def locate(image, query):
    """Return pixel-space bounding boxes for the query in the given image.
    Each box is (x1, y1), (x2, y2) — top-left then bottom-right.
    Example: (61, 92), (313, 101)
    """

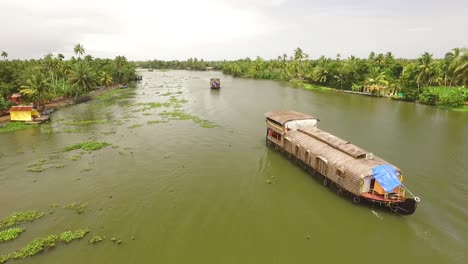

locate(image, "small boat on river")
(210, 78), (220, 89)
(265, 111), (419, 215)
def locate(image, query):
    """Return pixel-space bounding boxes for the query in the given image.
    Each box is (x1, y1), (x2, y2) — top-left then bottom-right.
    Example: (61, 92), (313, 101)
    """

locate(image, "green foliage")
(59, 229), (89, 242)
(128, 124), (143, 129)
(0, 229), (88, 263)
(147, 120), (169, 124)
(88, 235), (105, 244)
(419, 87), (466, 107)
(0, 227), (26, 243)
(419, 89), (439, 105)
(64, 141), (110, 152)
(436, 87), (465, 107)
(63, 202), (88, 214)
(0, 211), (44, 230)
(0, 44), (136, 109)
(0, 122), (38, 134)
(0, 97), (12, 113)
(159, 111), (217, 128)
(64, 119), (112, 125)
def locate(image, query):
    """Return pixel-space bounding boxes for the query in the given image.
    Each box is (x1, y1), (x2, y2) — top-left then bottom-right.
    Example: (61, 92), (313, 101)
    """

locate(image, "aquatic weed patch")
(0, 122), (38, 134)
(0, 229), (89, 263)
(134, 102), (171, 112)
(64, 119), (112, 125)
(62, 128), (87, 133)
(0, 228), (26, 243)
(64, 141), (111, 152)
(0, 211), (44, 230)
(147, 120), (169, 125)
(59, 229), (89, 243)
(88, 235), (105, 244)
(159, 111), (217, 128)
(128, 124), (143, 129)
(452, 105), (468, 112)
(63, 202), (88, 214)
(26, 159), (48, 173)
(134, 96), (188, 112)
(94, 88), (135, 100)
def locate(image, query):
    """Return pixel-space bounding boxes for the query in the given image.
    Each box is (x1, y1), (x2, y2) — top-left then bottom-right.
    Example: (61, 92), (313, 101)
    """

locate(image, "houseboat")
(265, 111), (419, 215)
(210, 78), (221, 89)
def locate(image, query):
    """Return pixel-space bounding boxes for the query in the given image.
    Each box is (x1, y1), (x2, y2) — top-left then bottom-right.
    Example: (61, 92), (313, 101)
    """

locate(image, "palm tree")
(68, 62), (97, 98)
(365, 68), (389, 95)
(312, 64), (330, 83)
(113, 56), (128, 83)
(74, 44), (85, 59)
(417, 52), (435, 86)
(1, 51), (7, 60)
(454, 48), (468, 86)
(294, 47), (305, 61)
(99, 71), (113, 87)
(20, 72), (50, 109)
(444, 48), (462, 86)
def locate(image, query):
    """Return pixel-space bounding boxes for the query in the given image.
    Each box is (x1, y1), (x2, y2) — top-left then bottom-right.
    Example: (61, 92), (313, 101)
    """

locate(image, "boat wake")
(371, 210), (383, 220)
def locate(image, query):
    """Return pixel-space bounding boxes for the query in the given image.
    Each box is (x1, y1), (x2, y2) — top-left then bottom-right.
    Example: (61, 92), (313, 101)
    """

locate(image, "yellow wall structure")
(10, 109), (40, 121)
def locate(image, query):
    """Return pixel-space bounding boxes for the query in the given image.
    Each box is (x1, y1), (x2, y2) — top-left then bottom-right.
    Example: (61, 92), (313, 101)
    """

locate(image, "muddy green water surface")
(0, 70), (467, 263)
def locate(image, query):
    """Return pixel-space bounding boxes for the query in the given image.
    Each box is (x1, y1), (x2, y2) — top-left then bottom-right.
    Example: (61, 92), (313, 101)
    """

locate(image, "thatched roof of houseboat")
(287, 126), (400, 179)
(265, 111), (318, 125)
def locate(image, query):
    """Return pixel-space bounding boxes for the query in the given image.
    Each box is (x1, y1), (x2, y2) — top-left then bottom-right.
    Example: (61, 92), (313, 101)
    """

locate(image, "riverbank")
(0, 84), (131, 129)
(290, 80), (468, 112)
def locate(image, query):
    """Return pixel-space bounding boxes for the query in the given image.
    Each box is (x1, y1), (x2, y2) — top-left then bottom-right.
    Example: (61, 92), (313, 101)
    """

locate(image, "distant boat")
(148, 68), (154, 72)
(210, 78), (220, 89)
(119, 85), (128, 89)
(135, 75), (143, 81)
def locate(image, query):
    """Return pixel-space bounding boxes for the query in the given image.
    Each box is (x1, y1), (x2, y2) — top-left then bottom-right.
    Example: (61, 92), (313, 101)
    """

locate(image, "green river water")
(0, 70), (467, 263)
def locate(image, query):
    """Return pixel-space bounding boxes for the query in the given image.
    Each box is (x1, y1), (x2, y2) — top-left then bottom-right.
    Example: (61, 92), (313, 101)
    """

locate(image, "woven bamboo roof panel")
(287, 128), (400, 179)
(299, 126), (368, 158)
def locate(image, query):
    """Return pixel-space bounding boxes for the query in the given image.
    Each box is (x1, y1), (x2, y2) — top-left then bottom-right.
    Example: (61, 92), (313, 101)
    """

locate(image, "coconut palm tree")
(20, 72), (50, 109)
(444, 48), (463, 86)
(365, 68), (389, 95)
(99, 71), (113, 87)
(68, 62), (97, 98)
(294, 47), (305, 61)
(74, 44), (85, 59)
(417, 52), (435, 86)
(1, 51), (7, 60)
(312, 64), (330, 83)
(454, 48), (468, 86)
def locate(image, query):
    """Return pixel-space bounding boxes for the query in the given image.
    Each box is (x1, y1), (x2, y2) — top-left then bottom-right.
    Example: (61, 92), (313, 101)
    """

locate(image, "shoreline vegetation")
(0, 44), (137, 132)
(1, 46), (467, 133)
(137, 47), (468, 111)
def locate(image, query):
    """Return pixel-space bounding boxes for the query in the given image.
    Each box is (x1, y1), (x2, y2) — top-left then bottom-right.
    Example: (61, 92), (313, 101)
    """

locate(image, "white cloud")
(0, 0), (467, 60)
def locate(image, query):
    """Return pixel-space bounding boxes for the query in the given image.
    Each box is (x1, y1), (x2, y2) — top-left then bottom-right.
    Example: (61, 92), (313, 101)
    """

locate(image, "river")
(0, 70), (466, 263)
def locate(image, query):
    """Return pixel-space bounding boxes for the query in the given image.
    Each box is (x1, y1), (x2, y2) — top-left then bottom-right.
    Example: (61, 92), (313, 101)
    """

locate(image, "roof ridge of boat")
(297, 126), (369, 159)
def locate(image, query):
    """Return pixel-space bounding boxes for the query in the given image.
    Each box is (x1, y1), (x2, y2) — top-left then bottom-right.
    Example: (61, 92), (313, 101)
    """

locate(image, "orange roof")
(9, 105), (33, 111)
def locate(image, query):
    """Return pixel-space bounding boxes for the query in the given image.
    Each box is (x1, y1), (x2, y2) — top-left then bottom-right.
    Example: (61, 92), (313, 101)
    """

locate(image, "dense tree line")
(0, 44), (136, 112)
(222, 48), (468, 107)
(137, 58), (223, 71)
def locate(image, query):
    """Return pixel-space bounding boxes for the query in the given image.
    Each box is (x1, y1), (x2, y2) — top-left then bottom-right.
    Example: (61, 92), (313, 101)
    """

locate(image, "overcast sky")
(1, 0), (467, 60)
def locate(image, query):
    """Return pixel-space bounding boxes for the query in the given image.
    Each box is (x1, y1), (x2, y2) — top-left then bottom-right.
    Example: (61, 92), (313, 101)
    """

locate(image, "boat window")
(268, 129), (282, 141)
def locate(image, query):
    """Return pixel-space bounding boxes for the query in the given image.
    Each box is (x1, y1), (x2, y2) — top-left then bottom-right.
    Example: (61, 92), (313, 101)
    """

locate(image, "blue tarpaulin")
(372, 164), (401, 192)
